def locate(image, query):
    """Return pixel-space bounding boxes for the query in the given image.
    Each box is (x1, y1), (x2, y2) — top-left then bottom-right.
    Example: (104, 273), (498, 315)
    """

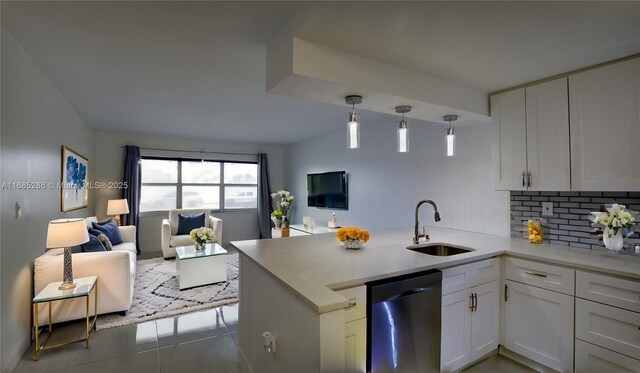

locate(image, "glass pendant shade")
(397, 120), (409, 152)
(446, 127), (455, 157)
(347, 112), (359, 149)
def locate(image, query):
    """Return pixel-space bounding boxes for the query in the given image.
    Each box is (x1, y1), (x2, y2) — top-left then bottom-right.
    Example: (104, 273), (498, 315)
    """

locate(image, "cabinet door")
(504, 280), (574, 372)
(575, 298), (640, 359)
(569, 57), (640, 191)
(575, 339), (640, 373)
(525, 78), (570, 191)
(491, 88), (528, 191)
(441, 289), (472, 373)
(344, 318), (366, 373)
(470, 281), (499, 361)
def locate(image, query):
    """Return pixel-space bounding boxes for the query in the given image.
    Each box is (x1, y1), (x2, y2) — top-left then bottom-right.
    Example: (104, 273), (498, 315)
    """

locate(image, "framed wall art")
(61, 145), (88, 211)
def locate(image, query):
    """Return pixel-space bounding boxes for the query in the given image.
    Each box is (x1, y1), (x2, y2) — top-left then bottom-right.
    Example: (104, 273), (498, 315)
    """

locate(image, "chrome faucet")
(414, 200), (441, 244)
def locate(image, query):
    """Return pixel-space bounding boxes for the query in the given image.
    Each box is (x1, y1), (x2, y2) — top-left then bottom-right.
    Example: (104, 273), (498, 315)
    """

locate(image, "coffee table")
(175, 243), (227, 290)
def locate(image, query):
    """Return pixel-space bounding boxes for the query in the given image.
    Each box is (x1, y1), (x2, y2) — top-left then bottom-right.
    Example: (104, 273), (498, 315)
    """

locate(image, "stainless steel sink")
(407, 244), (474, 256)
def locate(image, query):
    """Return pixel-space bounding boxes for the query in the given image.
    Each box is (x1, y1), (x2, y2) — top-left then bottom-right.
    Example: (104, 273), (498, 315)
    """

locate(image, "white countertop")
(231, 226), (640, 314)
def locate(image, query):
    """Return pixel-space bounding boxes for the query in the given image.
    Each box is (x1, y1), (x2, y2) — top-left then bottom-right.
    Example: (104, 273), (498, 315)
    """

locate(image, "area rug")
(97, 253), (239, 330)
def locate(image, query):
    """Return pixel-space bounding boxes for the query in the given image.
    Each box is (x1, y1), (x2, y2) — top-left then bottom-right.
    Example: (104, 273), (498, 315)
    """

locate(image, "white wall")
(1, 25), (96, 372)
(93, 131), (286, 255)
(285, 116), (510, 236)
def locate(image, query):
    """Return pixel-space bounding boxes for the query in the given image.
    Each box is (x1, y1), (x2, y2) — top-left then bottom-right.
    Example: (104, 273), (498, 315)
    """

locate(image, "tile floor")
(13, 303), (249, 373)
(462, 354), (535, 373)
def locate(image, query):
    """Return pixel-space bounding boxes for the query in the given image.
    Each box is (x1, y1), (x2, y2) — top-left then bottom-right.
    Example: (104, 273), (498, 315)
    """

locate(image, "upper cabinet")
(492, 78), (570, 191)
(569, 57), (640, 191)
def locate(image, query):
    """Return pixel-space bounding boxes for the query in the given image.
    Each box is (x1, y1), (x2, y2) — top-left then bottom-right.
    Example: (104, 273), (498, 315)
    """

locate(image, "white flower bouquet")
(271, 190), (295, 217)
(590, 203), (636, 238)
(189, 227), (215, 251)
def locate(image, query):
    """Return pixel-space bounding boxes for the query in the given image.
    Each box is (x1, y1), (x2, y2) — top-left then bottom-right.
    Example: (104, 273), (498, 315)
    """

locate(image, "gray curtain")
(123, 145), (141, 254)
(257, 153), (273, 238)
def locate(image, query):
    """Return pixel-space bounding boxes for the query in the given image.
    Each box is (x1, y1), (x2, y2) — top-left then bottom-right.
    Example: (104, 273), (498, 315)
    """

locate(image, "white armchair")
(161, 209), (223, 258)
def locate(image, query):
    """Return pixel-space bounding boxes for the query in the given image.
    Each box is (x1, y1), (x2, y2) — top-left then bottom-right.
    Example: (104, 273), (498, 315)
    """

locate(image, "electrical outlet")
(542, 202), (553, 217)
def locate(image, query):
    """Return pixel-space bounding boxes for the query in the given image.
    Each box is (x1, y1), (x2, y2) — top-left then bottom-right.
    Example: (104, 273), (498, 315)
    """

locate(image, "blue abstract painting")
(61, 146), (88, 211)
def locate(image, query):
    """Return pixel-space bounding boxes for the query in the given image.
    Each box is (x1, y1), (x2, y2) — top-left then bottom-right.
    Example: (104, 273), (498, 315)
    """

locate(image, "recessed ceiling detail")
(267, 36), (490, 126)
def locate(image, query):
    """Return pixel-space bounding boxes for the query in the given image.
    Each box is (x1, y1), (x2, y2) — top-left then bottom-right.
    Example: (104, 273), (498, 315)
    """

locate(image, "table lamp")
(46, 219), (90, 290)
(107, 199), (129, 226)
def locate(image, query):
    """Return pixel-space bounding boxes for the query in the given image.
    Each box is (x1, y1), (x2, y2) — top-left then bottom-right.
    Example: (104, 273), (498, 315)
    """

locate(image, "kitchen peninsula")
(232, 226), (640, 373)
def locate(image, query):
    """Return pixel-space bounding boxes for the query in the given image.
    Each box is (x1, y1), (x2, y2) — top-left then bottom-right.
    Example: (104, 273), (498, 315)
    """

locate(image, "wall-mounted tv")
(307, 171), (348, 210)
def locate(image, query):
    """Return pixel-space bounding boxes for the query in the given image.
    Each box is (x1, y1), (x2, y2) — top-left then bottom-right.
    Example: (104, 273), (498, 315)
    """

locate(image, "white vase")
(603, 230), (624, 252)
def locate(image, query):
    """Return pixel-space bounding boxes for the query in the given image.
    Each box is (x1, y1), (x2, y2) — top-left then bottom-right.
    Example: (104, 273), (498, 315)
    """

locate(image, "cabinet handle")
(522, 171), (526, 187)
(525, 271), (548, 278)
(346, 298), (357, 309)
(469, 294), (475, 312)
(504, 284), (508, 302)
(527, 172), (532, 187)
(473, 293), (477, 312)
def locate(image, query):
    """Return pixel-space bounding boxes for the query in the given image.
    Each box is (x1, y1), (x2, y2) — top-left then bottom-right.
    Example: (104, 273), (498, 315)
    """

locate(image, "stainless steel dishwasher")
(366, 269), (442, 373)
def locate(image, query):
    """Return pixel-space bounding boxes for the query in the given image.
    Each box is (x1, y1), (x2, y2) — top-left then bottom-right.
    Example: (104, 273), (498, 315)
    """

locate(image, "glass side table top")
(176, 243), (227, 260)
(33, 276), (97, 303)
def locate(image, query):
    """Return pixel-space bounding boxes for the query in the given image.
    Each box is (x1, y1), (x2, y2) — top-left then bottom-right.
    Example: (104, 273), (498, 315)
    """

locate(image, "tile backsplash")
(510, 191), (640, 250)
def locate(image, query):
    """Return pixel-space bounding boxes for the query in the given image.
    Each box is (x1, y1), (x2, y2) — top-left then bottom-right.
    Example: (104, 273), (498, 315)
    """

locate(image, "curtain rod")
(120, 146), (258, 157)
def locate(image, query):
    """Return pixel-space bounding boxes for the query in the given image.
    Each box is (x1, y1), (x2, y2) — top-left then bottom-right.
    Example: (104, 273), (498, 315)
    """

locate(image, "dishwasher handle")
(383, 285), (440, 302)
(367, 269), (442, 304)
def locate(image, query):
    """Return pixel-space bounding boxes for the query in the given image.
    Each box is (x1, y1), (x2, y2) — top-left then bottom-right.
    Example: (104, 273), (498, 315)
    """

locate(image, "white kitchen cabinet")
(344, 318), (366, 373)
(575, 298), (640, 360)
(569, 57), (640, 191)
(441, 280), (499, 373)
(576, 270), (640, 313)
(503, 280), (574, 372)
(491, 88), (528, 190)
(337, 286), (367, 373)
(525, 78), (571, 191)
(575, 339), (640, 373)
(470, 281), (500, 361)
(491, 78), (570, 191)
(441, 288), (472, 372)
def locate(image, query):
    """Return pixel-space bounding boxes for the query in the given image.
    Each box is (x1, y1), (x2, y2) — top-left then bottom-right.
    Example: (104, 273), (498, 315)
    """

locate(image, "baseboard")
(499, 346), (558, 373)
(1, 334), (30, 373)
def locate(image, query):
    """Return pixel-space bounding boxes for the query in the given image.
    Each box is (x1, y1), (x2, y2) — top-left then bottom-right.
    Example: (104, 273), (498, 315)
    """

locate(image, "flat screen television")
(307, 171), (348, 210)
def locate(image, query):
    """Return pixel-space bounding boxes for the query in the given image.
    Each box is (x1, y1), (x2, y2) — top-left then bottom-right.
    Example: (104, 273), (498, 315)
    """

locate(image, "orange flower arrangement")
(336, 227), (370, 243)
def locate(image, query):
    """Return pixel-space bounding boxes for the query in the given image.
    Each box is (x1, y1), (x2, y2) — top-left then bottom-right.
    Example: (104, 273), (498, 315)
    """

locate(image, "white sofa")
(33, 217), (136, 326)
(161, 209), (223, 258)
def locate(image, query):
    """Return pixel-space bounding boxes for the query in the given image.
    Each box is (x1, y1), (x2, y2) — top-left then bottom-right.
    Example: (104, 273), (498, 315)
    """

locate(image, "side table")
(32, 276), (98, 360)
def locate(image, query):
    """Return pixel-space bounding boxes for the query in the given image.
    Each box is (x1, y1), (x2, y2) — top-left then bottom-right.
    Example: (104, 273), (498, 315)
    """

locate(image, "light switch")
(542, 202), (553, 217)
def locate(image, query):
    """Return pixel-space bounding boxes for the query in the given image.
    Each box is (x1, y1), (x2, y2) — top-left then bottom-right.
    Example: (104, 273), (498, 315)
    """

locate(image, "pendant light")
(345, 95), (362, 149)
(444, 115), (458, 157)
(395, 105), (411, 153)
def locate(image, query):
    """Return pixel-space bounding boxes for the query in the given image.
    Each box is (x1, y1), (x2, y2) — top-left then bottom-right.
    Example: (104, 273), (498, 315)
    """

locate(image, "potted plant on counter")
(591, 203), (637, 253)
(271, 190), (295, 228)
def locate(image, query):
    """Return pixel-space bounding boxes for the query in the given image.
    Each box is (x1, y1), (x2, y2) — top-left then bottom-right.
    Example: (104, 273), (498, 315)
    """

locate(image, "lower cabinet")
(575, 339), (640, 373)
(344, 318), (366, 373)
(504, 280), (574, 372)
(441, 280), (499, 372)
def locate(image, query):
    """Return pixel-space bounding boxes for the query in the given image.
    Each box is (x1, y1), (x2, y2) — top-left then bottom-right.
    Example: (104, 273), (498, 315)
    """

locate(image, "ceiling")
(3, 1), (640, 144)
(298, 2), (640, 92)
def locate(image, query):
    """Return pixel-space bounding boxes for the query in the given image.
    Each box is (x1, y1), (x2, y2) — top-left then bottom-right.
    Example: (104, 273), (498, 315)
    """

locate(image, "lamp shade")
(46, 219), (89, 248)
(107, 199), (129, 215)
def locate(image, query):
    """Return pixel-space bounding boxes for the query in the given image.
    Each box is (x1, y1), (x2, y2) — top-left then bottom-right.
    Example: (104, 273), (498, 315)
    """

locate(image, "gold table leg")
(34, 303), (39, 361)
(85, 294), (89, 348)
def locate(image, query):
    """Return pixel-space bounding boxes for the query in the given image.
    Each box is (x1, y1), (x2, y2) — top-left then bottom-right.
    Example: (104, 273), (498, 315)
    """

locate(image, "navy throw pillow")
(176, 213), (206, 235)
(81, 234), (106, 252)
(70, 245), (83, 253)
(92, 220), (123, 245)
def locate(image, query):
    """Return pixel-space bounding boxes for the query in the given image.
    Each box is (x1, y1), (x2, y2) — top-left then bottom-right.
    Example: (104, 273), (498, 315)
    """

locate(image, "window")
(140, 158), (257, 212)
